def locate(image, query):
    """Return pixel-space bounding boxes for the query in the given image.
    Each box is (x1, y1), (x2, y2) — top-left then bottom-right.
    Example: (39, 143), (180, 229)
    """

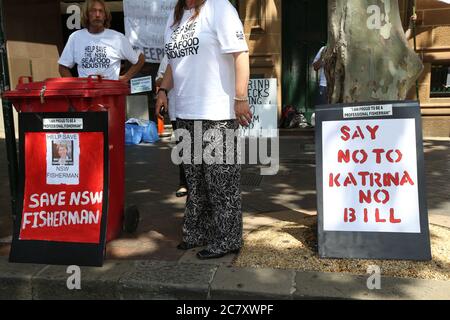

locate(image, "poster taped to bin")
(46, 133), (80, 185)
(43, 118), (83, 130)
(10, 112), (109, 267)
(315, 101), (431, 261)
(21, 131), (104, 243)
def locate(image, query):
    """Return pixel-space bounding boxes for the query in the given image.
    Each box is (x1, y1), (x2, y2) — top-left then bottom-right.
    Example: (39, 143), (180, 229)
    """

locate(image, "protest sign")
(10, 112), (109, 266)
(130, 76), (152, 94)
(124, 0), (177, 63)
(241, 79), (278, 138)
(315, 101), (431, 260)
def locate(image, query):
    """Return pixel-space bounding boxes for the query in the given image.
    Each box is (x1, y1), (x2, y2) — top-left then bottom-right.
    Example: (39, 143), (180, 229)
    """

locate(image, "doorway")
(282, 0), (327, 123)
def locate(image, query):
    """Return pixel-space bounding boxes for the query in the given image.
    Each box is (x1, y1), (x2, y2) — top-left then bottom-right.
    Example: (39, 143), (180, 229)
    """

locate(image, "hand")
(410, 13), (417, 22)
(313, 60), (322, 72)
(155, 91), (168, 119)
(119, 75), (131, 83)
(235, 100), (252, 127)
(155, 78), (163, 88)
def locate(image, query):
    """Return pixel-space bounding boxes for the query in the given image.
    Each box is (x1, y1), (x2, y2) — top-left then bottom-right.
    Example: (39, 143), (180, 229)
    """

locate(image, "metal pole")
(0, 0), (19, 220)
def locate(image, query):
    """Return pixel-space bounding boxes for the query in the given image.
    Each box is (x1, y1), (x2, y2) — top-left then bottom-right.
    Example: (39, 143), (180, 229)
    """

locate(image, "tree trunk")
(325, 0), (423, 103)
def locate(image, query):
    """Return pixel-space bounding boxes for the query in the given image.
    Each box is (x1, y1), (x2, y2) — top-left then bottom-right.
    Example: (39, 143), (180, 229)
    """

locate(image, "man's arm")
(119, 53), (145, 83)
(58, 33), (75, 78)
(59, 65), (73, 77)
(313, 47), (325, 71)
(405, 13), (417, 41)
(313, 59), (322, 72)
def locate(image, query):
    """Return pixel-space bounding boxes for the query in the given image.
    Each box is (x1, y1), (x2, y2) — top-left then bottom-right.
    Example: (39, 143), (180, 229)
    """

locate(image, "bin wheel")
(123, 205), (140, 233)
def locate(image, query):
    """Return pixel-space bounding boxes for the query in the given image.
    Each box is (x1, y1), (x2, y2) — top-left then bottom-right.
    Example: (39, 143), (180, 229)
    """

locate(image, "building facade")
(238, 0), (450, 137)
(406, 0), (450, 136)
(1, 0), (449, 137)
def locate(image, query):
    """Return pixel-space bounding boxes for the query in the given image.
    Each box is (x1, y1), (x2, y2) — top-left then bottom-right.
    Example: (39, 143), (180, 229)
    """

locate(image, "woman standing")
(156, 0), (251, 259)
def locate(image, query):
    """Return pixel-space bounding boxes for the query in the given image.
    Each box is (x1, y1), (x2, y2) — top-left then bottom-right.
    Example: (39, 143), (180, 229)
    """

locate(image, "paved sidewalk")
(0, 134), (449, 299)
(1, 256), (449, 300)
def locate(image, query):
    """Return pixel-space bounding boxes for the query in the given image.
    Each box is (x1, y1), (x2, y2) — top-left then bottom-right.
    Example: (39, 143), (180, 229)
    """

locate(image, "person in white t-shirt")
(313, 45), (328, 106)
(156, 0), (251, 260)
(58, 0), (145, 82)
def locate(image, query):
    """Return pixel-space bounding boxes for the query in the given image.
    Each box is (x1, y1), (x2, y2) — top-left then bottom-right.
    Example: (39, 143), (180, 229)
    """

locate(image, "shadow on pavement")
(0, 137), (449, 263)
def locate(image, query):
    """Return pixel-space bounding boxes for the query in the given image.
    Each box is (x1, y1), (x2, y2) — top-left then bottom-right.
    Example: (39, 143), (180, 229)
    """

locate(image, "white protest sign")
(43, 118), (83, 130)
(343, 104), (393, 119)
(124, 0), (177, 63)
(46, 133), (80, 185)
(241, 79), (278, 138)
(322, 119), (421, 233)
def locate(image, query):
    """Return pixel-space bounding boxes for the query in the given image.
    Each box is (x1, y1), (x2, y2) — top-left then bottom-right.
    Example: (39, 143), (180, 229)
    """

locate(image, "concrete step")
(1, 257), (449, 300)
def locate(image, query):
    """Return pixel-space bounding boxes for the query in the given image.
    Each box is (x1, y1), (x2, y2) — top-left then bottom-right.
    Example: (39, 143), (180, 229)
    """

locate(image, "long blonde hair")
(172, 0), (206, 27)
(81, 0), (112, 29)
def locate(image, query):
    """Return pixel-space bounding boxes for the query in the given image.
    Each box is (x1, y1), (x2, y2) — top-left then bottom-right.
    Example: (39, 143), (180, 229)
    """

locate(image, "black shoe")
(177, 241), (202, 250)
(176, 186), (188, 198)
(196, 249), (240, 260)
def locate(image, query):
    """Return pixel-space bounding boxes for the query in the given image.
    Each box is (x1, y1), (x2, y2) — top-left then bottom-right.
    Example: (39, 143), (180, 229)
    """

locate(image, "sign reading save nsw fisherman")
(315, 101), (431, 261)
(21, 131), (103, 243)
(10, 112), (109, 266)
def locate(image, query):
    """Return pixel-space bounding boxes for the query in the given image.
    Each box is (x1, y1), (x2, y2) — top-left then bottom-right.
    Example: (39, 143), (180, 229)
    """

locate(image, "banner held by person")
(124, 0), (177, 63)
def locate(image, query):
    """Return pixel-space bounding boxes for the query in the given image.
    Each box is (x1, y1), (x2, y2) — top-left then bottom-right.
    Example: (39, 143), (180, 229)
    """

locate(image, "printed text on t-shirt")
(81, 46), (111, 69)
(166, 21), (200, 59)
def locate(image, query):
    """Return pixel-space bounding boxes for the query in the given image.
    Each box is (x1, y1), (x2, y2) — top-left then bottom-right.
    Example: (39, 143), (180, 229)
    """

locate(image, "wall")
(407, 0), (450, 137)
(240, 0), (450, 136)
(2, 0), (448, 137)
(0, 0), (62, 137)
(239, 0), (282, 118)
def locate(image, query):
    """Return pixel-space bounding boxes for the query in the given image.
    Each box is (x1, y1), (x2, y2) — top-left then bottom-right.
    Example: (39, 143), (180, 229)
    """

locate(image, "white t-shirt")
(164, 0), (248, 120)
(313, 46), (327, 87)
(58, 28), (140, 80)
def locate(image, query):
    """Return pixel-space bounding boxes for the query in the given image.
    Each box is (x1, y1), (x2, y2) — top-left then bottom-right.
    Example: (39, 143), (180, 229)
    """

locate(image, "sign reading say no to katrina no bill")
(315, 101), (431, 261)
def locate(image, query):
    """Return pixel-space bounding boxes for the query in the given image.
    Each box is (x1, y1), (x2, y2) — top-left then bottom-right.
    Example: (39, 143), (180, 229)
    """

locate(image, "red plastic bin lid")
(2, 76), (130, 100)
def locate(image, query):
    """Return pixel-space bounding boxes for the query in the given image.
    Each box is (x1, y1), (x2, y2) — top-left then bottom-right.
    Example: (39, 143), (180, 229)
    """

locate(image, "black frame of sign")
(9, 112), (109, 267)
(315, 100), (431, 261)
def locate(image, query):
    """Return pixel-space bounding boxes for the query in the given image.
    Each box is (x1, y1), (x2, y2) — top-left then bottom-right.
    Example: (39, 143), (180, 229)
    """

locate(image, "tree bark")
(325, 0), (423, 103)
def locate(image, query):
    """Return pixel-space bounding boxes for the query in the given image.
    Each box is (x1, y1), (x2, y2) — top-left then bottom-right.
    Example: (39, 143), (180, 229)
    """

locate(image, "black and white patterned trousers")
(176, 119), (242, 254)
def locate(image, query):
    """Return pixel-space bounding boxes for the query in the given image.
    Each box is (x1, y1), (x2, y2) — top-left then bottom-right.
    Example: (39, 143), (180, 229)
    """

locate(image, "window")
(430, 64), (450, 98)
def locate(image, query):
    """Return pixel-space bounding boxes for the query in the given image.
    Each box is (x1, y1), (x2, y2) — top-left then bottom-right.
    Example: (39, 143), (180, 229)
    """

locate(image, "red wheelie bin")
(3, 76), (139, 243)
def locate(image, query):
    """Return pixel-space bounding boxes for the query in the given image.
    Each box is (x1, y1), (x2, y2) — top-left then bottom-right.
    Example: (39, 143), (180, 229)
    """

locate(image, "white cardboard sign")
(343, 104), (393, 119)
(43, 118), (83, 130)
(46, 133), (80, 185)
(241, 79), (278, 138)
(124, 0), (177, 63)
(130, 76), (152, 94)
(322, 119), (421, 233)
